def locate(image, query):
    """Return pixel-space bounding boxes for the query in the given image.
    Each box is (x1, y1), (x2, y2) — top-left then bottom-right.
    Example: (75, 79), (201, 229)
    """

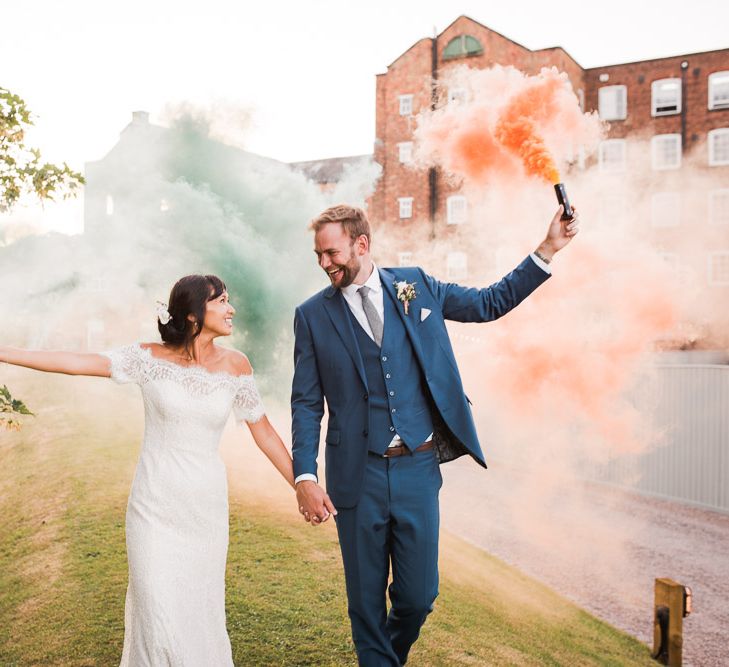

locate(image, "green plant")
(0, 384), (34, 430)
(0, 87), (84, 212)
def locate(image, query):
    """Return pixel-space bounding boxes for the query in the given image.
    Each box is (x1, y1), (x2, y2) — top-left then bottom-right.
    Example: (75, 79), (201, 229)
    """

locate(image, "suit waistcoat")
(346, 288), (434, 455)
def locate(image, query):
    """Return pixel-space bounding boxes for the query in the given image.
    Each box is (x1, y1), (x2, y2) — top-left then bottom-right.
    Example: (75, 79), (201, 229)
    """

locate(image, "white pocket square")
(420, 308), (431, 322)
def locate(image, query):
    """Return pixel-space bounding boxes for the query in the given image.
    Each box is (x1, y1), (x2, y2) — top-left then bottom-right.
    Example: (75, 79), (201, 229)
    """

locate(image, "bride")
(1, 273), (295, 666)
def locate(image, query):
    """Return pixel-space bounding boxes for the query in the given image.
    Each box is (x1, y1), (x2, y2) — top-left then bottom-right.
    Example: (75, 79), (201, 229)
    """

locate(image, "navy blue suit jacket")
(291, 256), (550, 508)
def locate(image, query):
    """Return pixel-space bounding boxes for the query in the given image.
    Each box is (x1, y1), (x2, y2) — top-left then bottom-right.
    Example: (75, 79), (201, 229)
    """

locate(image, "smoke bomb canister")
(554, 183), (573, 220)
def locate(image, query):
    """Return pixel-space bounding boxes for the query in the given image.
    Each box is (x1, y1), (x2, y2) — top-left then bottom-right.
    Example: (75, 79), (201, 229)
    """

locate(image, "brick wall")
(369, 14), (729, 318)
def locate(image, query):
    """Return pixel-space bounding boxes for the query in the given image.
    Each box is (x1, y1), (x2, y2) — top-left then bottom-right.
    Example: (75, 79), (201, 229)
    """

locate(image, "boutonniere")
(394, 281), (417, 315)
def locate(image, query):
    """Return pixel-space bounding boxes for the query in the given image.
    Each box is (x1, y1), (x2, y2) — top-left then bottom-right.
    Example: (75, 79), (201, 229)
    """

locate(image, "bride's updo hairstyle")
(158, 274), (227, 349)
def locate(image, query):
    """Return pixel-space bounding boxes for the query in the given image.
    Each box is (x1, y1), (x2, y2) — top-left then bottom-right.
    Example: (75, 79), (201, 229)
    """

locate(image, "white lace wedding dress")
(103, 343), (265, 667)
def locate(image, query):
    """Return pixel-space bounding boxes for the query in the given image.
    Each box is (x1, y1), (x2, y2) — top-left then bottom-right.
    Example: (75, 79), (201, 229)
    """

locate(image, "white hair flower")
(156, 301), (172, 325)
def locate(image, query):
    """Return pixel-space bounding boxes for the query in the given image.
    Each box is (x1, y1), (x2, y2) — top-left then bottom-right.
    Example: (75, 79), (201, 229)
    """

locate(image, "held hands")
(296, 480), (337, 526)
(535, 205), (580, 263)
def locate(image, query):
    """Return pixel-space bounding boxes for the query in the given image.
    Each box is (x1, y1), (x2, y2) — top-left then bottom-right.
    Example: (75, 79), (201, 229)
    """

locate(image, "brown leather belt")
(382, 441), (434, 458)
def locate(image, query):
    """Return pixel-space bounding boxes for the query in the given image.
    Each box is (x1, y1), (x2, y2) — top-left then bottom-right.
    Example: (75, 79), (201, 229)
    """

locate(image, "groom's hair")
(309, 205), (371, 245)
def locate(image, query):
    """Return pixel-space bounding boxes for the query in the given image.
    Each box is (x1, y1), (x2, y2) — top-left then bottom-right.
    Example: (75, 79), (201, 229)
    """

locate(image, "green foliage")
(0, 385), (33, 431)
(0, 87), (85, 212)
(0, 88), (83, 426)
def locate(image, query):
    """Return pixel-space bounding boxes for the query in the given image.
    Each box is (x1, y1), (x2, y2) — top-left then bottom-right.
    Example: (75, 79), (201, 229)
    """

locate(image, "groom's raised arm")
(421, 255), (550, 324)
(291, 306), (325, 480)
(422, 205), (579, 323)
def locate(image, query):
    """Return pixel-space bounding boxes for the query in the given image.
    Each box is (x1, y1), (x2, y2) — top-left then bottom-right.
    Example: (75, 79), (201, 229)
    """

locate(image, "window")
(398, 94), (413, 116)
(443, 35), (483, 60)
(708, 252), (729, 285)
(708, 128), (729, 166)
(447, 252), (468, 281)
(708, 71), (729, 110)
(446, 195), (467, 224)
(577, 88), (585, 112)
(598, 139), (626, 172)
(160, 198), (169, 212)
(397, 142), (413, 163)
(651, 193), (681, 227)
(448, 87), (467, 104)
(398, 252), (413, 267)
(105, 195), (114, 216)
(709, 190), (729, 225)
(651, 134), (682, 170)
(652, 78), (681, 116)
(598, 85), (627, 120)
(398, 197), (413, 219)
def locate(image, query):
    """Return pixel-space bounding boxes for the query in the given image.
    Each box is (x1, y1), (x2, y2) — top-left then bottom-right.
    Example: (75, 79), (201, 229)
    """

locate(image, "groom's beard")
(327, 252), (361, 289)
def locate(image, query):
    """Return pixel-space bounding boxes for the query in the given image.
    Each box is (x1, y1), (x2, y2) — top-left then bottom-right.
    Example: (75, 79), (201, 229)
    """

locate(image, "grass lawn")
(0, 374), (655, 666)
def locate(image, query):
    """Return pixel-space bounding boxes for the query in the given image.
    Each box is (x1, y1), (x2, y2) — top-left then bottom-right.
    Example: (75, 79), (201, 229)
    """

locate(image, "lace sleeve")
(101, 344), (146, 385)
(233, 374), (265, 424)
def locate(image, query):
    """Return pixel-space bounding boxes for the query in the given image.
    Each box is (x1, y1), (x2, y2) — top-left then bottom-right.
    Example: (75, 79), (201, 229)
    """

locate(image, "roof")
(290, 155), (374, 184)
(384, 15), (583, 70)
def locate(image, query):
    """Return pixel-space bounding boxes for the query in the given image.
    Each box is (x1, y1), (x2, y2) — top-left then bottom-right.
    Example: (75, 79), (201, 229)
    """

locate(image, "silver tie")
(358, 286), (383, 347)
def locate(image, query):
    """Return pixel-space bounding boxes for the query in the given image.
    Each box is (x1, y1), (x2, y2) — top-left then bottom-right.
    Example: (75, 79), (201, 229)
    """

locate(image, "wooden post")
(652, 578), (688, 666)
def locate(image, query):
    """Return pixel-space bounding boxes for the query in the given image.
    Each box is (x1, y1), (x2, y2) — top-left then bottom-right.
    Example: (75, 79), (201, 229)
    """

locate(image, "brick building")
(370, 15), (729, 295)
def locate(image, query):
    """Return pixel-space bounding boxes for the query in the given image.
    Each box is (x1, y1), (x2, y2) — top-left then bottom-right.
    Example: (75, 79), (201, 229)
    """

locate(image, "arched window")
(443, 35), (483, 60)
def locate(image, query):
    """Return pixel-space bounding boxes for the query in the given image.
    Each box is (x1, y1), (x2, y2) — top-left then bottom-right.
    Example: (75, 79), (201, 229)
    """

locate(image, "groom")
(291, 204), (578, 665)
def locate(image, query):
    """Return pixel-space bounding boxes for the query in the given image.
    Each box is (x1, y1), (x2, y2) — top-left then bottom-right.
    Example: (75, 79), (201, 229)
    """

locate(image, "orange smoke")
(493, 75), (565, 184)
(414, 66), (601, 186)
(451, 119), (521, 183)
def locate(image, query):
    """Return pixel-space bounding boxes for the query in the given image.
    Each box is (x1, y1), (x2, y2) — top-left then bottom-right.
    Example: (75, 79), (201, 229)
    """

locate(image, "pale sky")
(3, 0), (728, 233)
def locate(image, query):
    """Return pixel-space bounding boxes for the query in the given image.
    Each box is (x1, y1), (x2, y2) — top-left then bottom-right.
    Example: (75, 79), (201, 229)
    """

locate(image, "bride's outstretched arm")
(0, 346), (112, 377)
(246, 416), (295, 489)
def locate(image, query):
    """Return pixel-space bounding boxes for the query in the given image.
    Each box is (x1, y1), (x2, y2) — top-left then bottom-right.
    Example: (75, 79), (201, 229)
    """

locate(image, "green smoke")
(1, 107), (377, 390)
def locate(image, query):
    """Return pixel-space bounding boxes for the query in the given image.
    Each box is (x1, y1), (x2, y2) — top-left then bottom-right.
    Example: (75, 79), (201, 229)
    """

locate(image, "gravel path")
(440, 458), (729, 667)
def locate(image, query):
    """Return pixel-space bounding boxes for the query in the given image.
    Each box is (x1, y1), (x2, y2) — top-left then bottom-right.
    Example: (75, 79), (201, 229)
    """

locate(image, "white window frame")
(651, 192), (681, 227)
(398, 252), (413, 267)
(708, 71), (729, 110)
(598, 85), (627, 121)
(398, 94), (414, 116)
(651, 78), (681, 116)
(446, 195), (467, 224)
(397, 141), (413, 164)
(447, 252), (468, 281)
(448, 87), (467, 104)
(708, 252), (729, 286)
(598, 139), (626, 173)
(709, 189), (729, 225)
(651, 134), (682, 170)
(708, 128), (729, 166)
(398, 197), (413, 219)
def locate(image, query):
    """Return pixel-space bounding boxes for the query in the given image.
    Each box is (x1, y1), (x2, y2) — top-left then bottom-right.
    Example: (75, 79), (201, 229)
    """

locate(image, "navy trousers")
(334, 446), (442, 666)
